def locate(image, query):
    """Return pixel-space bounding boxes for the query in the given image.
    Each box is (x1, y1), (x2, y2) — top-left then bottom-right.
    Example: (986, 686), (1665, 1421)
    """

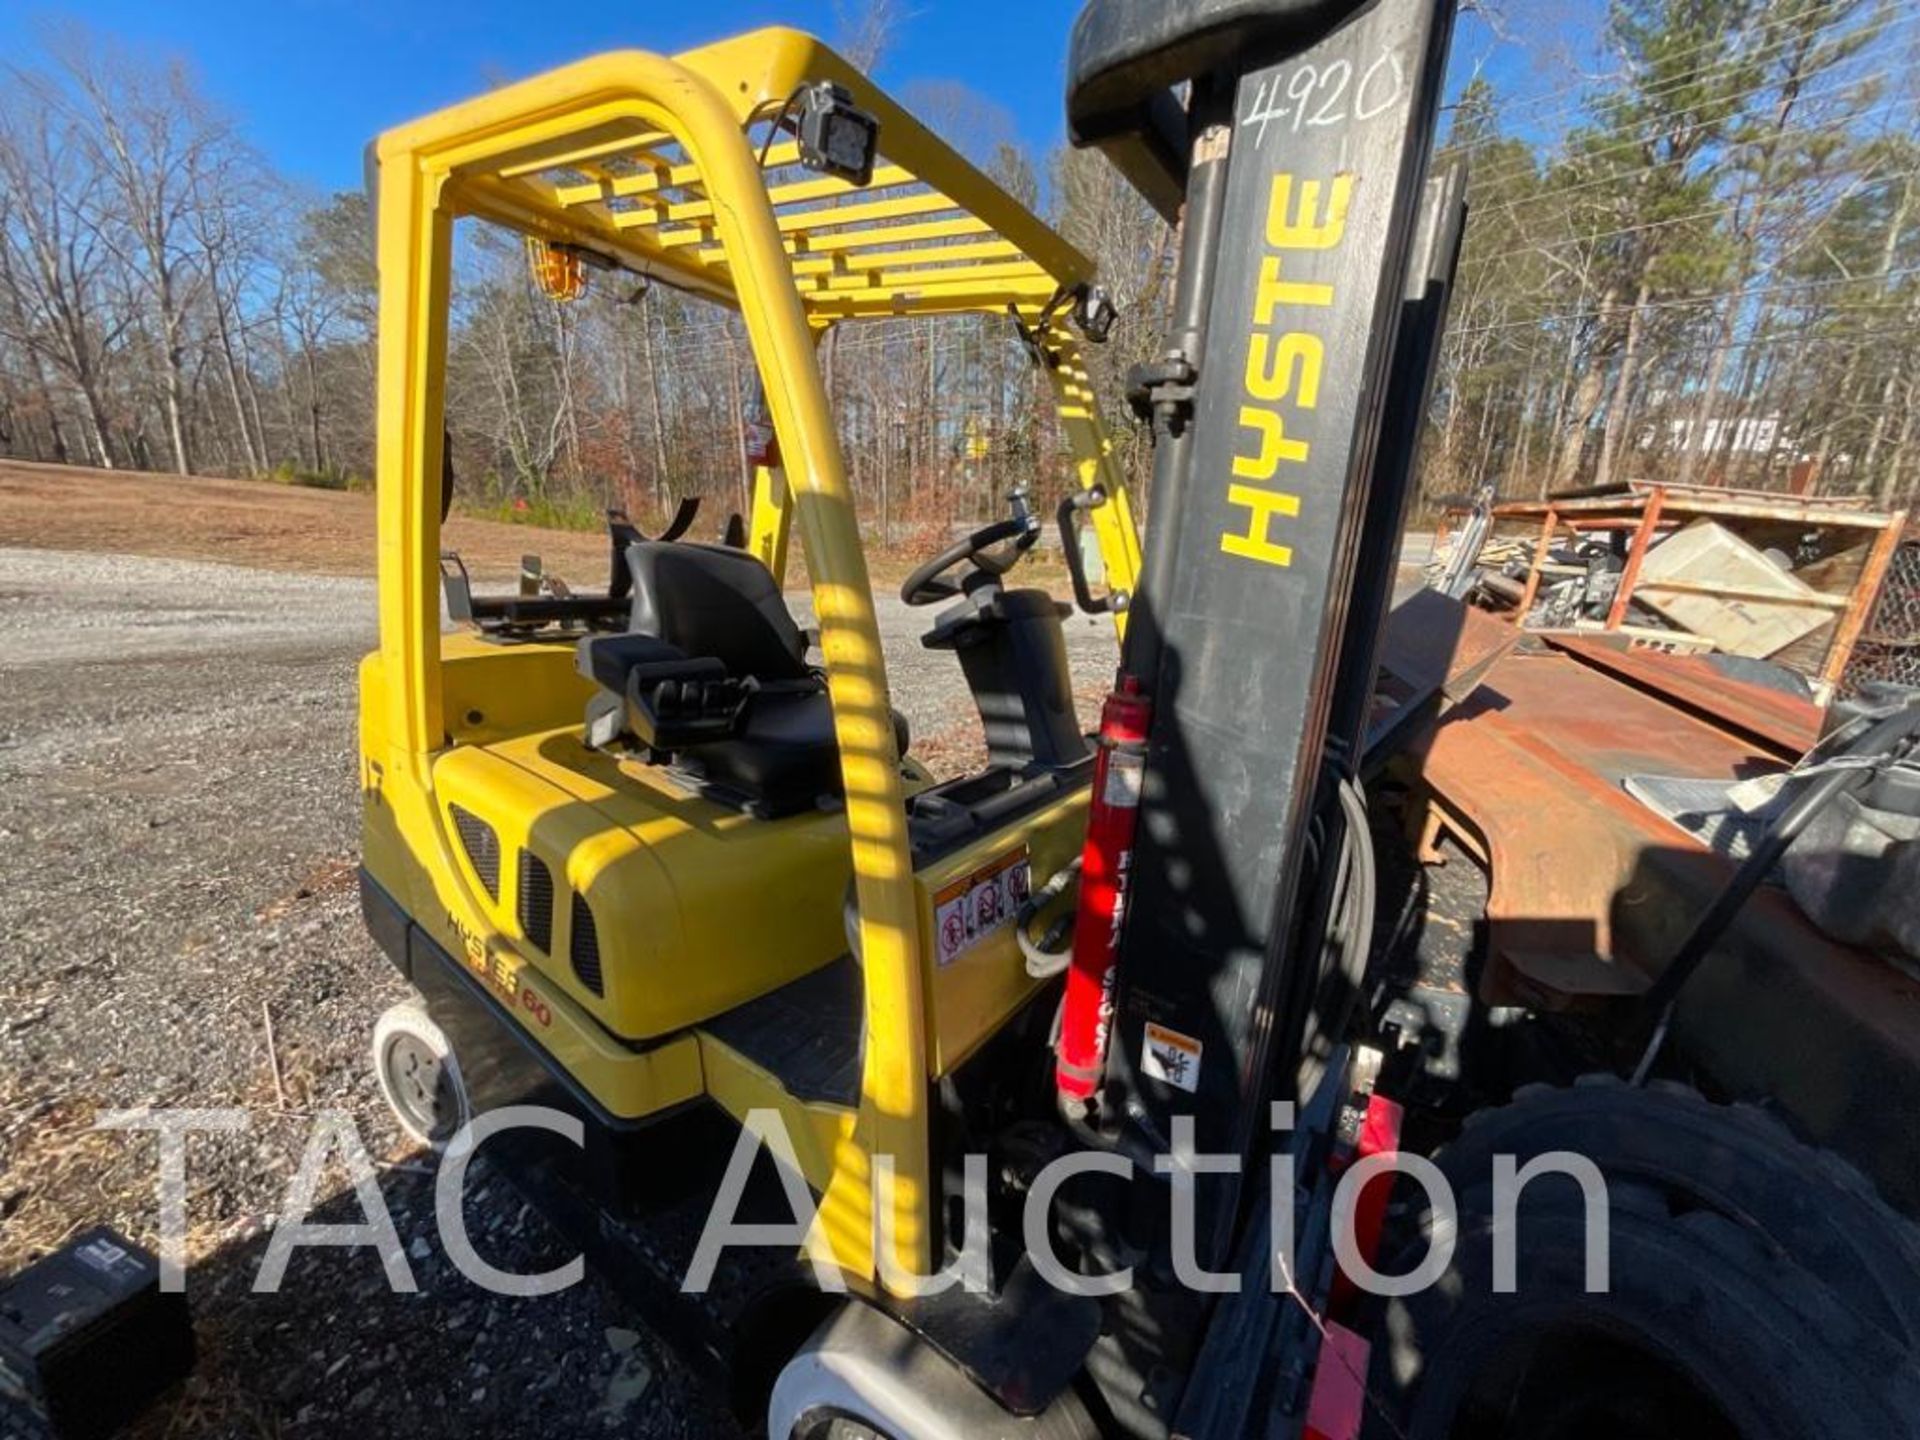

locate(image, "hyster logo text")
(1221, 171), (1353, 570)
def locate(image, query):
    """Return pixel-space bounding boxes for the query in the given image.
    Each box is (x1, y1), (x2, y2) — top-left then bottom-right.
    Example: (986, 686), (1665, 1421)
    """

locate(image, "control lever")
(626, 667), (754, 751)
(1057, 488), (1130, 615)
(577, 633), (757, 751)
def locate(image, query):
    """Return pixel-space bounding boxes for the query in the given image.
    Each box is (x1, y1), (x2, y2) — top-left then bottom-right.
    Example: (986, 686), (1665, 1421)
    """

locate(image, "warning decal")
(1102, 751), (1145, 809)
(1141, 1022), (1203, 1093)
(932, 847), (1031, 967)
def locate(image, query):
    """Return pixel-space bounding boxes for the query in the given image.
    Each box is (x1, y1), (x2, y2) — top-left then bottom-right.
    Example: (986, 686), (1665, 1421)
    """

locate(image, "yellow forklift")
(357, 21), (1148, 1431)
(360, 6), (1920, 1438)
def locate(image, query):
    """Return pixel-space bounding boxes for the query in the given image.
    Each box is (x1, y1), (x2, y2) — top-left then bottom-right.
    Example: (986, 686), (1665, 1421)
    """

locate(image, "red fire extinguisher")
(1055, 672), (1152, 1107)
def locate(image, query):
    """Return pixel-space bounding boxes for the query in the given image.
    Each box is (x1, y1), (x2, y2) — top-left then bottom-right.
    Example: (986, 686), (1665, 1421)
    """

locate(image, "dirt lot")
(0, 457), (614, 580)
(0, 464), (1120, 1438)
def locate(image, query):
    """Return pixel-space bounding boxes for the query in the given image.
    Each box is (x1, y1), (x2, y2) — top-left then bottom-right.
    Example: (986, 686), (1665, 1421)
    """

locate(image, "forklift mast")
(1066, 0), (1460, 1252)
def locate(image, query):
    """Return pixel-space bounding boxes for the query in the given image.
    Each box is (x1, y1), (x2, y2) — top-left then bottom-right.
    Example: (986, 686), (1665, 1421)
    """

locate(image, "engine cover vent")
(570, 892), (604, 996)
(448, 805), (500, 900)
(517, 851), (554, 954)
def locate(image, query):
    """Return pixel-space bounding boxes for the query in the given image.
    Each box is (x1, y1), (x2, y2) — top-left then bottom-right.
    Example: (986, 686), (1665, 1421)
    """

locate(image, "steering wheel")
(899, 515), (1042, 606)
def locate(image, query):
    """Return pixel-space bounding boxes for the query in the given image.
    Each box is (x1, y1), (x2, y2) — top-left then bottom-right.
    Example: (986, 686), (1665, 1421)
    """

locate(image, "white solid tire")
(371, 1000), (470, 1151)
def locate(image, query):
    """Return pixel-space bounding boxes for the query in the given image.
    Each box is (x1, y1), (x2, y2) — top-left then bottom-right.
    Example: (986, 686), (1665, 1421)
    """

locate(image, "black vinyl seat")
(695, 691), (848, 816)
(623, 542), (811, 680)
(579, 542), (905, 817)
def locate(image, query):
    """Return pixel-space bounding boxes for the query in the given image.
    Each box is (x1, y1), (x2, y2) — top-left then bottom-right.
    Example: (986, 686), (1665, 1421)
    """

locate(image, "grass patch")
(265, 461), (367, 492)
(457, 493), (607, 531)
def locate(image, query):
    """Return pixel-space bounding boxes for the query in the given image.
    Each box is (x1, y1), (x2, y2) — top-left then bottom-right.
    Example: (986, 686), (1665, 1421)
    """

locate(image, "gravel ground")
(0, 545), (1118, 1439)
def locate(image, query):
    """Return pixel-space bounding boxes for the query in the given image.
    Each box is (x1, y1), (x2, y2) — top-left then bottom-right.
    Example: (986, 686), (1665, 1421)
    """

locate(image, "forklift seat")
(581, 541), (907, 816)
(623, 541), (811, 681)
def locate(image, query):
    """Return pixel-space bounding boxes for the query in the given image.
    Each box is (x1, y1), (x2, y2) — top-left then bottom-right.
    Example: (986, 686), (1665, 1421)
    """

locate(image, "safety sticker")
(1103, 751), (1144, 809)
(1142, 1022), (1203, 1093)
(933, 847), (1031, 967)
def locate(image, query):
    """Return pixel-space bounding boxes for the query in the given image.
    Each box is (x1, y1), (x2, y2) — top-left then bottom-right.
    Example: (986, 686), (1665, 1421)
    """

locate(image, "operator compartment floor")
(699, 955), (863, 1108)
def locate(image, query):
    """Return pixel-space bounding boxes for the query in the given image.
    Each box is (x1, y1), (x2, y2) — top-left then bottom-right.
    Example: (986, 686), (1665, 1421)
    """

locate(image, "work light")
(796, 82), (880, 187)
(1075, 284), (1118, 343)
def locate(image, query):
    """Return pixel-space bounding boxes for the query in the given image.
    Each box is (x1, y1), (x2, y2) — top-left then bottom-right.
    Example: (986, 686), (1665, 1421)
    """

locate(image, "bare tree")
(0, 69), (126, 467)
(54, 37), (236, 475)
(834, 0), (909, 70)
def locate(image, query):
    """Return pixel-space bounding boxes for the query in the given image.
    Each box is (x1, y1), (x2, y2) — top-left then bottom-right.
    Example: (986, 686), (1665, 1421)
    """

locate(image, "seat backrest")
(624, 542), (809, 682)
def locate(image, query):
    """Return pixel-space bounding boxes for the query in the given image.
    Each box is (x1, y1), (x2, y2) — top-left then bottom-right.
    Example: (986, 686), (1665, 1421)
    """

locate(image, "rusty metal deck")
(1381, 598), (1920, 1209)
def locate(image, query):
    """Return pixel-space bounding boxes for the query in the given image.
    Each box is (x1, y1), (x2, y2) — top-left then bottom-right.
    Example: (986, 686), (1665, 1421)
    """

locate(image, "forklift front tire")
(1366, 1082), (1920, 1439)
(769, 1302), (1097, 1440)
(372, 1000), (471, 1152)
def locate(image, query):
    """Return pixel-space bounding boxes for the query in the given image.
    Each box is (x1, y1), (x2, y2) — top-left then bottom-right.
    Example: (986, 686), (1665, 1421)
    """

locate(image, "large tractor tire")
(1365, 1077), (1920, 1439)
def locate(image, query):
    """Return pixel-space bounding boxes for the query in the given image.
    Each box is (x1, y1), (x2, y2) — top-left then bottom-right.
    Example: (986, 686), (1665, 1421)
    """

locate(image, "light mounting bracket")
(794, 82), (880, 187)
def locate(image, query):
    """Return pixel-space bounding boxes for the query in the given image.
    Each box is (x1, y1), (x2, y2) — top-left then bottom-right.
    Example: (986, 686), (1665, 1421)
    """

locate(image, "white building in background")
(1660, 412), (1788, 456)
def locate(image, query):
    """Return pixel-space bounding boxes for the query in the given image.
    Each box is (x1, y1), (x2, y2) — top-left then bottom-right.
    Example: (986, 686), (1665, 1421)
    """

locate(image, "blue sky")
(0, 2), (1600, 197)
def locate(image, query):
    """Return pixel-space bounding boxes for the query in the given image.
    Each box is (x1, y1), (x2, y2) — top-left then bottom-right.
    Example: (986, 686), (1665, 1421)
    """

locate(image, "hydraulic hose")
(1631, 694), (1920, 1085)
(1018, 857), (1082, 979)
(1336, 775), (1378, 993)
(1296, 772), (1377, 1098)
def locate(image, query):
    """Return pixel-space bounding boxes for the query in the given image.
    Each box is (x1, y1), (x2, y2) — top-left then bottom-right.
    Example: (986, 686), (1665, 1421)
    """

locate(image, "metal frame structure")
(363, 26), (1139, 1288)
(1482, 482), (1905, 691)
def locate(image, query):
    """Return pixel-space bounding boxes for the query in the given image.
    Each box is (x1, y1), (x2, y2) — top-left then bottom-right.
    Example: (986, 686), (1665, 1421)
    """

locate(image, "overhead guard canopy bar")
(391, 27), (1097, 322)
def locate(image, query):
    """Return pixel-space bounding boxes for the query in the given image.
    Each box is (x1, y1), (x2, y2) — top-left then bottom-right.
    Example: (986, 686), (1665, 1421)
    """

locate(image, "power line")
(1466, 94), (1920, 221)
(1636, 322), (1919, 355)
(1459, 167), (1920, 264)
(1457, 64), (1914, 204)
(1450, 0), (1911, 134)
(1445, 264), (1920, 338)
(1474, 0), (1889, 124)
(1459, 168), (1912, 261)
(1437, 5), (1918, 184)
(1453, 321), (1920, 365)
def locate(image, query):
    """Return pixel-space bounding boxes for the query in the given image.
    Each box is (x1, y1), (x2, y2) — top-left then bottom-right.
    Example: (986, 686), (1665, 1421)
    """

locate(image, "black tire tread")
(1365, 1079), (1920, 1440)
(1411, 1074), (1920, 1346)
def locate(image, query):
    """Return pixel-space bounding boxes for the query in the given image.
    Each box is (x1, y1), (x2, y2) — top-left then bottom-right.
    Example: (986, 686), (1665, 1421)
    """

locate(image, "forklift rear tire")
(372, 1000), (471, 1152)
(1365, 1080), (1920, 1439)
